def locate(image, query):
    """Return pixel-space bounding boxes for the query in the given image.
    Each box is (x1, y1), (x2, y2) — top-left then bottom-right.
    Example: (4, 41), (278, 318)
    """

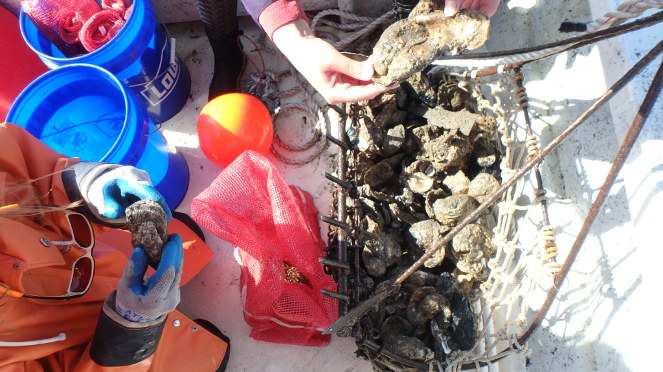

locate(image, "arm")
(243, 0), (389, 104)
(0, 123), (173, 371)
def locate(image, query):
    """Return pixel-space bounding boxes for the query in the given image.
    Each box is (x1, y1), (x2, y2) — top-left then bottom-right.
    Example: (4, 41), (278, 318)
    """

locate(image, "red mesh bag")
(19, 0), (130, 55)
(191, 151), (338, 346)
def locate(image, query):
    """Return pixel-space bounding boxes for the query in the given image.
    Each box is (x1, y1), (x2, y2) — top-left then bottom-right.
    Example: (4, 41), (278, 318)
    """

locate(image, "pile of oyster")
(343, 68), (502, 369)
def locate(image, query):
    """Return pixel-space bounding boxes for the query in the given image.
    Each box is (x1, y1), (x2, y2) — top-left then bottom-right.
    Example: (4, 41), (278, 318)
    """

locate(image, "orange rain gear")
(0, 123), (228, 371)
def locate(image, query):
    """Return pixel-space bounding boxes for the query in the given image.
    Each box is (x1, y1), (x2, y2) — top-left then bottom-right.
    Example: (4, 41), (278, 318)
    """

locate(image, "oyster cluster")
(345, 69), (501, 367)
(371, 0), (490, 87)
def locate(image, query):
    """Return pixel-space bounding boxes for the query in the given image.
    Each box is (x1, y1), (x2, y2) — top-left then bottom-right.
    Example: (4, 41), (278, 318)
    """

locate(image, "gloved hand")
(115, 234), (183, 323)
(101, 178), (172, 221)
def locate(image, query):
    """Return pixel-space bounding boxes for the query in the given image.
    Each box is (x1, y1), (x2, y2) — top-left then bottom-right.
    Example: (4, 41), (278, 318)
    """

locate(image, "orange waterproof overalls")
(0, 123), (229, 371)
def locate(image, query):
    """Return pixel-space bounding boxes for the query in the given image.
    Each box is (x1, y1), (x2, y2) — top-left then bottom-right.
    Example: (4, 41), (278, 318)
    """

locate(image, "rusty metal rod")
(319, 257), (351, 270)
(517, 57), (663, 344)
(394, 39), (663, 287)
(322, 216), (351, 230)
(321, 289), (351, 302)
(514, 67), (559, 267)
(325, 172), (353, 189)
(324, 40), (663, 336)
(334, 104), (352, 315)
(457, 43), (663, 371)
(326, 133), (350, 150)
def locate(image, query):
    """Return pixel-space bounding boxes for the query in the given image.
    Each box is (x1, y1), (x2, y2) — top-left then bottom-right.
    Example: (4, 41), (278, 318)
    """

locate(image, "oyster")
(382, 316), (435, 361)
(468, 173), (501, 203)
(371, 1), (491, 87)
(125, 200), (169, 268)
(360, 219), (402, 277)
(442, 170), (471, 195)
(432, 194), (478, 226)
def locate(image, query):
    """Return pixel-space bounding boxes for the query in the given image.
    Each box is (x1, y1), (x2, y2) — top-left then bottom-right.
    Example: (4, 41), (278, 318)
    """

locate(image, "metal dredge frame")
(317, 13), (662, 371)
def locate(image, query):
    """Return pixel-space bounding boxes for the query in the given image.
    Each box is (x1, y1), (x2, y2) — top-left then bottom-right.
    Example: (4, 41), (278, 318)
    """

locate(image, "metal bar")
(334, 104), (352, 316)
(320, 257), (351, 270)
(326, 133), (350, 150)
(325, 172), (353, 189)
(514, 67), (559, 268)
(322, 215), (351, 230)
(321, 289), (351, 302)
(517, 57), (663, 345)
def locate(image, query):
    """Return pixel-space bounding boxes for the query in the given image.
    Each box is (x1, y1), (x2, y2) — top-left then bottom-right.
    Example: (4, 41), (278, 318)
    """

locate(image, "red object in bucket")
(191, 151), (337, 346)
(197, 93), (274, 168)
(0, 8), (48, 120)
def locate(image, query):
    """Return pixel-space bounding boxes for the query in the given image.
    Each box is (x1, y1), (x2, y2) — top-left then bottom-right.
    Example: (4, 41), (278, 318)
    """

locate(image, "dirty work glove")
(115, 234), (183, 323)
(101, 178), (172, 221)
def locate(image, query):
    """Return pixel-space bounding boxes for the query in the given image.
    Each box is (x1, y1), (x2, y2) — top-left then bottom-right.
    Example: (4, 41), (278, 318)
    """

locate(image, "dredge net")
(330, 65), (555, 372)
(307, 2), (662, 371)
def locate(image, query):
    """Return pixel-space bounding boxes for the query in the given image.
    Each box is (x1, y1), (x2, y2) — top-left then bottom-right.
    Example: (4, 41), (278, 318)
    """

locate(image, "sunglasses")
(1, 209), (95, 300)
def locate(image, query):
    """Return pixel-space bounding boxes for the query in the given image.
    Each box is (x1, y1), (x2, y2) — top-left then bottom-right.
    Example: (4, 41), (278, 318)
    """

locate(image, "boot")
(193, 0), (247, 100)
(208, 27), (246, 100)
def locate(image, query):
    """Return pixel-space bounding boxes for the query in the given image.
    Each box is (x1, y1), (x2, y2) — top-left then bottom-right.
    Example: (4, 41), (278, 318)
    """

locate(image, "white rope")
(586, 0), (663, 32)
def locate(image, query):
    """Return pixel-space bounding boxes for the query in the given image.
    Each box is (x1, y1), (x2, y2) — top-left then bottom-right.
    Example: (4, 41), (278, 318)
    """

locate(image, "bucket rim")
(18, 0), (151, 64)
(5, 63), (137, 163)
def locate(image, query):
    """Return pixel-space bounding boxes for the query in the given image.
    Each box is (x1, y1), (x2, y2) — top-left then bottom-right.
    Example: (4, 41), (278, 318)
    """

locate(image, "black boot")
(208, 28), (246, 100)
(193, 0), (246, 101)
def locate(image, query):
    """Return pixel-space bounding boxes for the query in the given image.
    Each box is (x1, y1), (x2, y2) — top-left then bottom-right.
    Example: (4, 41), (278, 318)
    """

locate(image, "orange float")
(197, 93), (273, 168)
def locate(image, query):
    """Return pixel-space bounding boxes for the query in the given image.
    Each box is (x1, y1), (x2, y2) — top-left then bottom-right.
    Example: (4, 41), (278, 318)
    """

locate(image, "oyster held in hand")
(125, 200), (169, 268)
(371, 1), (490, 87)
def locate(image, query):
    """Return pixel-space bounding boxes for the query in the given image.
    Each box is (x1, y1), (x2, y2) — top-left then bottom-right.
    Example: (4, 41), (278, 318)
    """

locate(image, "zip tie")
(170, 38), (176, 65)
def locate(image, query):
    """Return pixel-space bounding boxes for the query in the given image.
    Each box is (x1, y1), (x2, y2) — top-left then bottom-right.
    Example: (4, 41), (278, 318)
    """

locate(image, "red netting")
(191, 151), (338, 347)
(19, 0), (131, 55)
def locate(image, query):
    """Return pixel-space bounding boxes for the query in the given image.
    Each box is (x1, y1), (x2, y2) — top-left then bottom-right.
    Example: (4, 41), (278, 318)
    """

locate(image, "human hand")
(444, 0), (500, 17)
(272, 19), (389, 104)
(115, 234), (183, 322)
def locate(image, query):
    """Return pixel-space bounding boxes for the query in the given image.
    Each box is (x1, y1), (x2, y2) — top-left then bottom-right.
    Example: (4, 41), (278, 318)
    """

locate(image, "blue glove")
(101, 179), (172, 221)
(115, 234), (183, 322)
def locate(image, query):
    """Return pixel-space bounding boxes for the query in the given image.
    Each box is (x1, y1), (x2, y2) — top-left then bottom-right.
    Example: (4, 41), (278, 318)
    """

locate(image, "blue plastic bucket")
(19, 0), (191, 123)
(5, 64), (189, 209)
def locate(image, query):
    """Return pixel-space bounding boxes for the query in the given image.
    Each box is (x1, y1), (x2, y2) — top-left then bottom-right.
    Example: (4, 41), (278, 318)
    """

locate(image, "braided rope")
(586, 0), (663, 31)
(309, 9), (397, 51)
(310, 9), (379, 30)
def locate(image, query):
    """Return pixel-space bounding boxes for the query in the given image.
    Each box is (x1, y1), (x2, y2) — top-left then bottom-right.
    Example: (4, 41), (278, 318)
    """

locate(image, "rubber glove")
(101, 178), (172, 221)
(115, 234), (183, 322)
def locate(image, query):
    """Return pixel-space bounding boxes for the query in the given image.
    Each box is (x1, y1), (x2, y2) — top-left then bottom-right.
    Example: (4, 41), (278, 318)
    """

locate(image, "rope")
(586, 0), (663, 32)
(310, 9), (397, 51)
(310, 9), (379, 30)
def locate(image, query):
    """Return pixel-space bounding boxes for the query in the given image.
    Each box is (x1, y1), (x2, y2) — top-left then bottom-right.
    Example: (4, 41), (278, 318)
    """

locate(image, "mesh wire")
(440, 70), (555, 370)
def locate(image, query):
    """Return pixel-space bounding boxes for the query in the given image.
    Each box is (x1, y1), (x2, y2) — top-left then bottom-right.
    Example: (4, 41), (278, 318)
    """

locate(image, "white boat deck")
(157, 1), (662, 371)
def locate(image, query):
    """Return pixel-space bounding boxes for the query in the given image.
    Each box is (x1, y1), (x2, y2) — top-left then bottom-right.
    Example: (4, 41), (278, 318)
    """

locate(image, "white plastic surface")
(159, 1), (662, 371)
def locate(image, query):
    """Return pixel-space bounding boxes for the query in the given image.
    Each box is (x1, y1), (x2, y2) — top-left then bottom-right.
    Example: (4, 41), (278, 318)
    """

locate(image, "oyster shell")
(125, 200), (169, 268)
(468, 173), (501, 203)
(371, 2), (491, 87)
(432, 194), (478, 226)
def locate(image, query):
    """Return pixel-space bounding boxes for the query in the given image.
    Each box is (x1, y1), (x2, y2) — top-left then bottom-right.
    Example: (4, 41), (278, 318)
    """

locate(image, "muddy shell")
(125, 200), (169, 267)
(371, 3), (491, 87)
